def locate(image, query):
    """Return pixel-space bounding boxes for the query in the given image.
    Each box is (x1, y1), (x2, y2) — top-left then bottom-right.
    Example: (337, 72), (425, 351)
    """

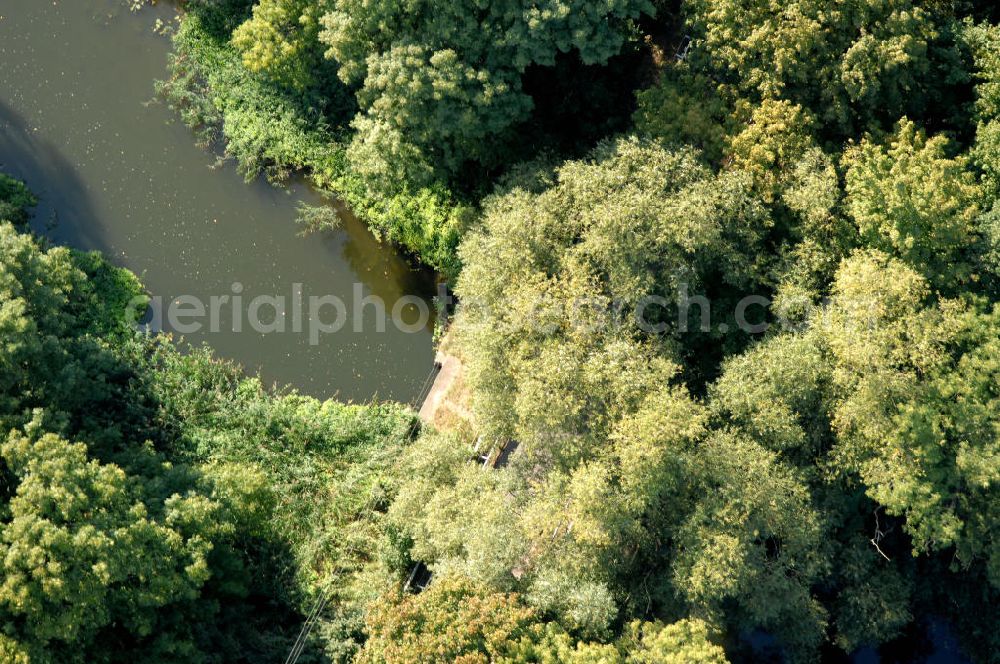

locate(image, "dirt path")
(418, 350), (463, 423)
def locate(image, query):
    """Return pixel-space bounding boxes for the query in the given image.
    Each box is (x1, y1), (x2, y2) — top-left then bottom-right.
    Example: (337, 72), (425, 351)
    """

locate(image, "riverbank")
(0, 0), (436, 401)
(155, 2), (470, 279)
(0, 180), (424, 659)
(417, 328), (474, 435)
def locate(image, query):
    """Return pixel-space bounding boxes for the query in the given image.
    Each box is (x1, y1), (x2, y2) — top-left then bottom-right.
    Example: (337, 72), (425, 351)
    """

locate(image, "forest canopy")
(14, 0), (1000, 660)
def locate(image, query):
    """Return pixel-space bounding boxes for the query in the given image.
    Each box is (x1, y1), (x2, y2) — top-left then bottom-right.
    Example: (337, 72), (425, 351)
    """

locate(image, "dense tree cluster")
(159, 0), (654, 275)
(374, 2), (1000, 661)
(42, 0), (1000, 660)
(684, 0), (961, 134)
(320, 0), (651, 184)
(225, 0), (652, 185)
(357, 576), (727, 663)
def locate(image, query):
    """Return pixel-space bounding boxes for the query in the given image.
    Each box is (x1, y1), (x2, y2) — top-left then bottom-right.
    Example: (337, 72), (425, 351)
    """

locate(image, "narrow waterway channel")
(0, 0), (436, 403)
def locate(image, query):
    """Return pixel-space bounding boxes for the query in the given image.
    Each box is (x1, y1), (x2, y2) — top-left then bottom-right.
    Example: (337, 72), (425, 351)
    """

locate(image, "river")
(0, 0), (437, 403)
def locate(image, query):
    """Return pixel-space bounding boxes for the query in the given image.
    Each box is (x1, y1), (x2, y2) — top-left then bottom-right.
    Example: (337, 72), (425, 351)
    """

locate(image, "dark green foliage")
(0, 175), (36, 228)
(321, 0), (653, 179)
(634, 64), (731, 164)
(157, 12), (350, 182)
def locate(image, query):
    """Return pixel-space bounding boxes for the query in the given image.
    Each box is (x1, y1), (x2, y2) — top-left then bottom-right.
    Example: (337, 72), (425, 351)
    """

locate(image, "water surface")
(0, 0), (436, 403)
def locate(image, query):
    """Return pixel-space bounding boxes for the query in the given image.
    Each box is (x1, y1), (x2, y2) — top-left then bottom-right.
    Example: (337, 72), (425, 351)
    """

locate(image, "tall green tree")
(0, 429), (261, 663)
(319, 0), (653, 180)
(232, 0), (328, 90)
(844, 119), (981, 288)
(685, 0), (953, 133)
(823, 252), (1000, 578)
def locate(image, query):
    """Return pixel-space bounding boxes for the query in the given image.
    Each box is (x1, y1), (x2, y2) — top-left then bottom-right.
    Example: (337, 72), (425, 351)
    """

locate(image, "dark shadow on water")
(0, 99), (108, 253)
(732, 619), (970, 664)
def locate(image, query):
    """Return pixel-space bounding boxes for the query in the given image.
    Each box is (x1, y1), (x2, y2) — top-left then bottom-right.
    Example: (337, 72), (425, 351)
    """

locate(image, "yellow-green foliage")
(844, 119), (981, 287)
